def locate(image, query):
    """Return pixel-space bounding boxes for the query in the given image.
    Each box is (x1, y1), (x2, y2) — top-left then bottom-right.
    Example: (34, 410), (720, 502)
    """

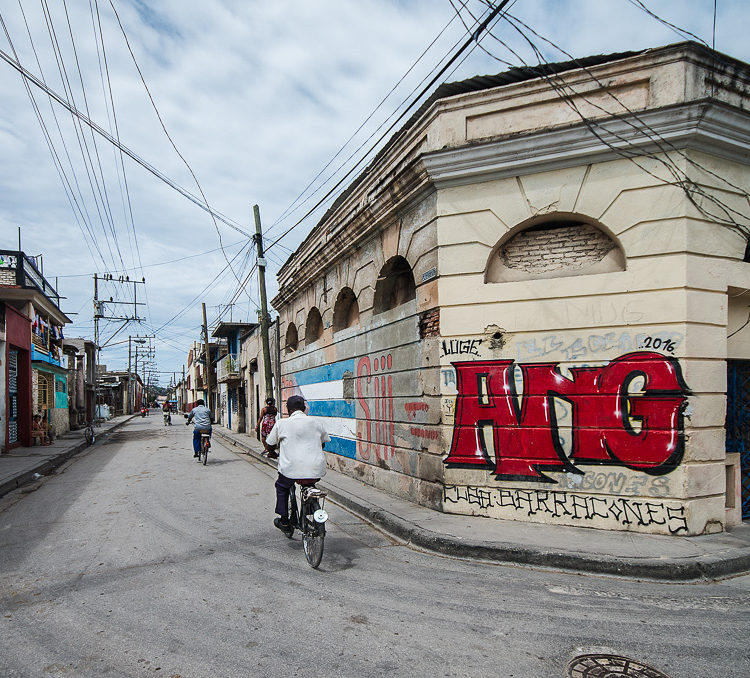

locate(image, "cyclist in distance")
(185, 399), (214, 458)
(266, 395), (330, 535)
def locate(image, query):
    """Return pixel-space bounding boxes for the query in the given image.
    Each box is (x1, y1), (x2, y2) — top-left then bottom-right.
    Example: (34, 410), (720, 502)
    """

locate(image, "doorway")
(726, 359), (750, 519)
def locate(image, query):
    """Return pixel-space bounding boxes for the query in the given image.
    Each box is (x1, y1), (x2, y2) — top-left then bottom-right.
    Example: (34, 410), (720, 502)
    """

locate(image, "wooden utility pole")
(128, 336), (132, 414)
(253, 205), (274, 402)
(202, 302), (212, 415)
(134, 343), (139, 407)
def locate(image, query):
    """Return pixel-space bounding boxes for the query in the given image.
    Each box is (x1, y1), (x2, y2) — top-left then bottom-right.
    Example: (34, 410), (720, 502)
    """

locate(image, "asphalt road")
(1, 416), (749, 678)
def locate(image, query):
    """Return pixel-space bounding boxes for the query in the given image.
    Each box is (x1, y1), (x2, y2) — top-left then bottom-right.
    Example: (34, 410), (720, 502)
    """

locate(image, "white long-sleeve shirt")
(266, 410), (329, 479)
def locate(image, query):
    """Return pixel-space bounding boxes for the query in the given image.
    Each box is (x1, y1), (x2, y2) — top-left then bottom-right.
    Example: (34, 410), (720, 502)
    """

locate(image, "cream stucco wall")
(436, 150), (750, 535)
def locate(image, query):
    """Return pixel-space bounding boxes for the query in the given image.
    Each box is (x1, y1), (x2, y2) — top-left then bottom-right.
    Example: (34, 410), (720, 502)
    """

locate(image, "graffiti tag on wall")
(514, 331), (683, 362)
(441, 338), (481, 357)
(444, 351), (690, 483)
(444, 485), (689, 534)
(357, 353), (395, 462)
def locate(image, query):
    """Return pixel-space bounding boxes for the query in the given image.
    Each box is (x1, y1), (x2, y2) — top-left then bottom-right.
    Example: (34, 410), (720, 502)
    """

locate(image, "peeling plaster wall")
(277, 194), (444, 508)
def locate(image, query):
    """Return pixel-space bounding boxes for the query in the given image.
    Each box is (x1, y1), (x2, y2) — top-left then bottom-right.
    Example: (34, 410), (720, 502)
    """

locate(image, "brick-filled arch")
(485, 215), (625, 283)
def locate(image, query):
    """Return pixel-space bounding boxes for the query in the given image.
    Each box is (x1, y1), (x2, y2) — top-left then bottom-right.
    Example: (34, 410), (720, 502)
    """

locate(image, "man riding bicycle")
(186, 399), (214, 458)
(266, 395), (330, 535)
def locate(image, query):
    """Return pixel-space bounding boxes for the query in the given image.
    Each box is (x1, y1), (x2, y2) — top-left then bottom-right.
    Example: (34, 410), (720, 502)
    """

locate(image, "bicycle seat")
(197, 428), (211, 434)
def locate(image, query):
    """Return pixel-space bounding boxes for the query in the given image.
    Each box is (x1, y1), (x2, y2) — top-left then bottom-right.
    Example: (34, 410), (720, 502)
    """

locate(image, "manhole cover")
(567, 654), (670, 678)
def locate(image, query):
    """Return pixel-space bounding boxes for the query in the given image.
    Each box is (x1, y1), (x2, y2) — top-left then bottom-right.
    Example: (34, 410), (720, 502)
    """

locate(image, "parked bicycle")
(282, 480), (328, 568)
(83, 416), (103, 445)
(84, 422), (95, 445)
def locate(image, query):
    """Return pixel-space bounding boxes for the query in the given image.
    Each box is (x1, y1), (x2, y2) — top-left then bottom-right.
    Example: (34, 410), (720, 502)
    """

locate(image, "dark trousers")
(275, 473), (320, 517)
(193, 427), (211, 453)
(275, 473), (296, 517)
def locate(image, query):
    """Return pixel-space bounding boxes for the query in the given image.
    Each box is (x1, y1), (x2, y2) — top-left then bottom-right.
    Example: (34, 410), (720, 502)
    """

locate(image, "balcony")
(0, 250), (62, 307)
(216, 353), (240, 383)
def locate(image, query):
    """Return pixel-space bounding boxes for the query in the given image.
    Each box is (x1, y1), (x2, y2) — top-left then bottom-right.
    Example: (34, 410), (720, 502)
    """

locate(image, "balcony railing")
(0, 249), (62, 308)
(216, 353), (240, 382)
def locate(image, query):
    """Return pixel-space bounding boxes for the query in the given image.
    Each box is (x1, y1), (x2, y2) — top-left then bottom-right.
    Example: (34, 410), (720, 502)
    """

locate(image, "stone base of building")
(50, 407), (70, 436)
(327, 452), (443, 511)
(442, 483), (725, 537)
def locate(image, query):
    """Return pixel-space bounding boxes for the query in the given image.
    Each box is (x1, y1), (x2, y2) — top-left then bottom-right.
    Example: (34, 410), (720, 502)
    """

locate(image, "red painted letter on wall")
(445, 351), (689, 483)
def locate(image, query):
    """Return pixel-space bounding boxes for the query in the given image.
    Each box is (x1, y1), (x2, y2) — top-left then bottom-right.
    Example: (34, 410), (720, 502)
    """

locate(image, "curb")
(213, 429), (750, 583)
(0, 415), (138, 499)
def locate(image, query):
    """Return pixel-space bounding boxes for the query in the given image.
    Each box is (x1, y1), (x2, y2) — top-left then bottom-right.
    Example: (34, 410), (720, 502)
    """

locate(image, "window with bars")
(37, 373), (54, 410)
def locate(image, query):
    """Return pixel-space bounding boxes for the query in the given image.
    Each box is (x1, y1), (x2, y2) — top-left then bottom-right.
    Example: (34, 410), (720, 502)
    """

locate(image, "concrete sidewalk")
(0, 414), (136, 498)
(213, 425), (750, 583)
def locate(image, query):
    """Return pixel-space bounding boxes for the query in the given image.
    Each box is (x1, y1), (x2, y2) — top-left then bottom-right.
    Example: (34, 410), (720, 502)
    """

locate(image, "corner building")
(272, 43), (750, 536)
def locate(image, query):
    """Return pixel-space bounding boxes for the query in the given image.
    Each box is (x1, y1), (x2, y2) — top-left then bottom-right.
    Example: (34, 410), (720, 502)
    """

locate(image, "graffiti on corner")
(444, 485), (689, 534)
(443, 351), (690, 483)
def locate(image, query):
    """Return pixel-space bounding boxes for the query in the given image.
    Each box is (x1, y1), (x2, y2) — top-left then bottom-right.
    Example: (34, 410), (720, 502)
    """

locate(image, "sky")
(0, 0), (748, 385)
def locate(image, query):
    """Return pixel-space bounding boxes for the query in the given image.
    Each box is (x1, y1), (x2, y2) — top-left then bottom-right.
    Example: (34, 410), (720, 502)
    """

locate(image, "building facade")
(272, 43), (750, 536)
(63, 338), (97, 428)
(238, 320), (280, 436)
(185, 341), (218, 412)
(1, 249), (71, 450)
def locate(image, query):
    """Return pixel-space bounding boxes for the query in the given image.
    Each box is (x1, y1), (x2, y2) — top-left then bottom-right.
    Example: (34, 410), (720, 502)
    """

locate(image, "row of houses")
(176, 321), (280, 438)
(0, 248), (144, 451)
(186, 43), (750, 538)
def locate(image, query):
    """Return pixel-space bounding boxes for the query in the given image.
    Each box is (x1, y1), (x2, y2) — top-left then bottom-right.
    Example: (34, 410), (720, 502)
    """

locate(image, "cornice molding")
(273, 161), (433, 308)
(422, 101), (750, 188)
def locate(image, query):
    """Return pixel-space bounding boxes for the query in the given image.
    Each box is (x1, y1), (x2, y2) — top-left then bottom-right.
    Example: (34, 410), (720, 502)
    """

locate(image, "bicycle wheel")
(201, 442), (208, 465)
(85, 426), (95, 445)
(302, 499), (325, 569)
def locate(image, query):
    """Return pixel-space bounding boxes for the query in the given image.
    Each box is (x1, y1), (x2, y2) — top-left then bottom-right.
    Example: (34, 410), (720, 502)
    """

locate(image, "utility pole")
(134, 343), (139, 407)
(128, 336), (132, 414)
(253, 205), (274, 401)
(93, 273), (146, 416)
(94, 273), (100, 417)
(202, 302), (213, 415)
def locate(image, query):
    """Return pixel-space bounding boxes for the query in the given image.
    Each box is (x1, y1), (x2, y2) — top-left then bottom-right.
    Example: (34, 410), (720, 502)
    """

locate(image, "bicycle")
(163, 412), (172, 426)
(84, 421), (96, 445)
(283, 480), (328, 568)
(197, 428), (211, 465)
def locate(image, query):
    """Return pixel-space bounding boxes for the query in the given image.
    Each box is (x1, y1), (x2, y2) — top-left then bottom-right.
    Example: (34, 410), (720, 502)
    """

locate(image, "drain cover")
(567, 654), (670, 678)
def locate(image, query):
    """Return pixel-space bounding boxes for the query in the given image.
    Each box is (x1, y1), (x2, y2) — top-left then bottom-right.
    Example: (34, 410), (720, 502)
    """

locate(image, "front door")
(8, 349), (18, 445)
(726, 359), (750, 519)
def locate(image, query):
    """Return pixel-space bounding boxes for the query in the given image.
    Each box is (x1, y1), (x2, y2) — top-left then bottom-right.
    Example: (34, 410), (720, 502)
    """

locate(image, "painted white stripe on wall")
(312, 415), (356, 441)
(298, 380), (343, 402)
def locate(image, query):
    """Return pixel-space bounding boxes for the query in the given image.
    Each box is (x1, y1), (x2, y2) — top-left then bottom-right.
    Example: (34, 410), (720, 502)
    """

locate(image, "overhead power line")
(264, 0), (514, 254)
(0, 44), (251, 239)
(106, 0), (249, 298)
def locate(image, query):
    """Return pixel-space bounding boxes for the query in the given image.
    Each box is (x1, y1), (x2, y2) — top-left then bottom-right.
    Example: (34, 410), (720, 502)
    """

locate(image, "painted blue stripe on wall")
(307, 399), (355, 418)
(325, 436), (356, 459)
(292, 359), (356, 386)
